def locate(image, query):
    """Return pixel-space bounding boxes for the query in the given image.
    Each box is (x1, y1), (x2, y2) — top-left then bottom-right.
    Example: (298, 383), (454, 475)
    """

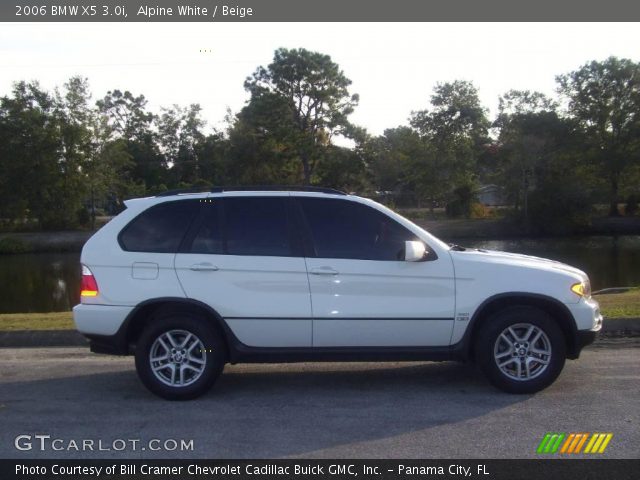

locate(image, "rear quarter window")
(118, 200), (200, 253)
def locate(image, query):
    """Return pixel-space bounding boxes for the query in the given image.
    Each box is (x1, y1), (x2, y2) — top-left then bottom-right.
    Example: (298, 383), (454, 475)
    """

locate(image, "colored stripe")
(544, 434), (559, 453)
(550, 433), (565, 453)
(567, 434), (581, 453)
(543, 434), (557, 453)
(574, 433), (589, 453)
(560, 434), (575, 453)
(598, 434), (613, 453)
(590, 434), (606, 453)
(584, 433), (599, 453)
(537, 433), (553, 454)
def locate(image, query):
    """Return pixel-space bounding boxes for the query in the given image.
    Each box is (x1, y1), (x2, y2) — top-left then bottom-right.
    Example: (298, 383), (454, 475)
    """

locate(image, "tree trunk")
(301, 153), (311, 185)
(609, 176), (619, 217)
(90, 184), (96, 231)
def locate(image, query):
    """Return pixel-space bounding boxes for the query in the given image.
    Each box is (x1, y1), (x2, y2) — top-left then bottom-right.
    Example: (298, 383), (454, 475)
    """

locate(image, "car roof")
(155, 186), (346, 197)
(122, 187), (349, 208)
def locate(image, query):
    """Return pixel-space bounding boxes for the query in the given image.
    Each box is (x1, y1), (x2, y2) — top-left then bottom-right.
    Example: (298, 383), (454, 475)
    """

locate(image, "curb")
(0, 318), (639, 348)
(0, 330), (88, 348)
(600, 317), (640, 336)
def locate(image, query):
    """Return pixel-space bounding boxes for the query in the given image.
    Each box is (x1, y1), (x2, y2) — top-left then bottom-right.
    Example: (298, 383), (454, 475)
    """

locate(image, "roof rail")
(156, 185), (346, 197)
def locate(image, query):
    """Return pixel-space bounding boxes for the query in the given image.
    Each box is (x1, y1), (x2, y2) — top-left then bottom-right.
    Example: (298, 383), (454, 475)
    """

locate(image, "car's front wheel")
(135, 314), (226, 400)
(475, 306), (566, 394)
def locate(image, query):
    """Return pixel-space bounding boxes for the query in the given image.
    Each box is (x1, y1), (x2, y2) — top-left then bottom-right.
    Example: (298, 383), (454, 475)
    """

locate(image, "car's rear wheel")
(135, 314), (226, 400)
(475, 306), (566, 394)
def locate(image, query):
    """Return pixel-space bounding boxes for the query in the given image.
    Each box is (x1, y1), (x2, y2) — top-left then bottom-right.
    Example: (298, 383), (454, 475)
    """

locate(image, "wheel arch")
(460, 292), (580, 360)
(122, 297), (236, 360)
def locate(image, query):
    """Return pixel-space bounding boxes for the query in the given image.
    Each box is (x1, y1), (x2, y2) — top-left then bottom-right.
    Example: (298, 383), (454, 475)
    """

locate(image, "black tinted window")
(224, 197), (292, 256)
(190, 202), (223, 254)
(299, 198), (418, 261)
(119, 200), (200, 253)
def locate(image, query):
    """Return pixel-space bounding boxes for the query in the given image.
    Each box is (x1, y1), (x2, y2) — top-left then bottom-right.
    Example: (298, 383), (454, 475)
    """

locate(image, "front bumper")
(565, 296), (602, 359)
(567, 296), (603, 331)
(575, 329), (599, 352)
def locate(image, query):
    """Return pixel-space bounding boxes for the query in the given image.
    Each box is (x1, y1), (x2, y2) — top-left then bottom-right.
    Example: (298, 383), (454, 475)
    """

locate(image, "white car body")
(73, 188), (602, 397)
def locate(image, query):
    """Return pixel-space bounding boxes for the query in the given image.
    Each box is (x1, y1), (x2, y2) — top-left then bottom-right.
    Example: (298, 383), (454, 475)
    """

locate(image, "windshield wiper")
(449, 243), (467, 251)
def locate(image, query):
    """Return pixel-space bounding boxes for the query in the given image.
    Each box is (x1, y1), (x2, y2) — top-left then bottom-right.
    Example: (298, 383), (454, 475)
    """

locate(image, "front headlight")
(571, 279), (591, 298)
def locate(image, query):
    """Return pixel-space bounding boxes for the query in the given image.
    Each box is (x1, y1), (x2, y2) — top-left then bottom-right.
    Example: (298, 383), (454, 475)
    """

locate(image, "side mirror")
(404, 241), (427, 262)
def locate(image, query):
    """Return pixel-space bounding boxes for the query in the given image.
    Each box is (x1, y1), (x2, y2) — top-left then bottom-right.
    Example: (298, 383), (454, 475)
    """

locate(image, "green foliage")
(76, 207), (91, 227)
(625, 194), (639, 216)
(1, 53), (640, 236)
(0, 237), (31, 254)
(445, 184), (477, 218)
(557, 57), (640, 216)
(241, 47), (359, 184)
(527, 178), (593, 234)
(409, 81), (489, 208)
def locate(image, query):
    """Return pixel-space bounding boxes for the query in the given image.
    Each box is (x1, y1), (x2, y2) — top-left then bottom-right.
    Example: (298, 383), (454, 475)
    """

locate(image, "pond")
(0, 235), (639, 313)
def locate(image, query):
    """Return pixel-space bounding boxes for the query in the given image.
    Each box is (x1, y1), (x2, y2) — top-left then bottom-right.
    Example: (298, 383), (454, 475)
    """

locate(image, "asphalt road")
(0, 340), (638, 459)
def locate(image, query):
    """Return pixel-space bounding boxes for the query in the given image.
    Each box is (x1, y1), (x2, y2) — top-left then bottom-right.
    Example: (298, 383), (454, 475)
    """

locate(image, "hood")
(450, 248), (588, 281)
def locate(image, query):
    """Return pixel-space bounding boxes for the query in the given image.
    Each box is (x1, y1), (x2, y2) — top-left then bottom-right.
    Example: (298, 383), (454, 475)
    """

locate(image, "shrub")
(77, 207), (91, 227)
(445, 185), (476, 218)
(527, 180), (592, 234)
(625, 194), (639, 216)
(470, 202), (492, 219)
(0, 237), (31, 254)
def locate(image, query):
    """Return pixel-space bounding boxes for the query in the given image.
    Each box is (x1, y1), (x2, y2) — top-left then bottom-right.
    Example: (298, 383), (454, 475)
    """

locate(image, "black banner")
(3, 460), (639, 480)
(4, 0), (640, 22)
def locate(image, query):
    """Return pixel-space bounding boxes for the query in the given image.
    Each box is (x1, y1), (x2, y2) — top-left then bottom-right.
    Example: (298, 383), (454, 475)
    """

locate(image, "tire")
(474, 306), (566, 394)
(135, 313), (227, 400)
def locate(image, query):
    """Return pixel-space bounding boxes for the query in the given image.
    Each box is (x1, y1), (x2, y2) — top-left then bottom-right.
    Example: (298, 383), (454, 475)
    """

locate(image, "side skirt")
(228, 343), (464, 364)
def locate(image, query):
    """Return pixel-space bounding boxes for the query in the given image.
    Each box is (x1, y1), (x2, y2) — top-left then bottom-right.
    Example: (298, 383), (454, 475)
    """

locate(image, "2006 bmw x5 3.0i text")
(73, 187), (602, 400)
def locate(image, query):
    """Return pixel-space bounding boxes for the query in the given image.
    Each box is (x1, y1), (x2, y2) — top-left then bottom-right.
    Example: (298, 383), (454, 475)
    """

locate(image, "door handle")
(189, 263), (219, 271)
(310, 267), (339, 275)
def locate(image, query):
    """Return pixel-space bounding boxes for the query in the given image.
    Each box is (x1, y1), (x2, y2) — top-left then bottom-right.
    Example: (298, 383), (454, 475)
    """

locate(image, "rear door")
(297, 197), (455, 347)
(174, 195), (312, 347)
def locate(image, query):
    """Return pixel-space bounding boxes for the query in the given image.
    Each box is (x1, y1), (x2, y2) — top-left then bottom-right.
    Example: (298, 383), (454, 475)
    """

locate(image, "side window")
(190, 201), (223, 254)
(223, 197), (292, 257)
(119, 200), (200, 253)
(299, 198), (419, 261)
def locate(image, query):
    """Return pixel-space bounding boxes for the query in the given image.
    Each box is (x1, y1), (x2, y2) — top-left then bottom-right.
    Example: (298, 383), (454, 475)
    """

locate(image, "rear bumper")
(73, 303), (133, 355)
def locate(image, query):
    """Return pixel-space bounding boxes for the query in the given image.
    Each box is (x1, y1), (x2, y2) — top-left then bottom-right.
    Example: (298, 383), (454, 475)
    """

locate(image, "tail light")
(80, 264), (99, 298)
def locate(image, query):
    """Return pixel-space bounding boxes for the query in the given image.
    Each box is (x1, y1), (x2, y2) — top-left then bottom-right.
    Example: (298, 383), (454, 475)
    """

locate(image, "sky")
(1, 22), (639, 137)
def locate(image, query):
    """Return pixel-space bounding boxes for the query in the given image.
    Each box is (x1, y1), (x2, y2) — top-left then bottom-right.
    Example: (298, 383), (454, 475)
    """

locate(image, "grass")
(595, 288), (640, 319)
(0, 311), (73, 331)
(0, 289), (638, 332)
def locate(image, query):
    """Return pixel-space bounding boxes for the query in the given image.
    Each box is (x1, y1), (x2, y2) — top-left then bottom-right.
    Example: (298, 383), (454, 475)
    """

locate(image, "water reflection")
(0, 236), (639, 313)
(461, 236), (640, 291)
(0, 252), (80, 313)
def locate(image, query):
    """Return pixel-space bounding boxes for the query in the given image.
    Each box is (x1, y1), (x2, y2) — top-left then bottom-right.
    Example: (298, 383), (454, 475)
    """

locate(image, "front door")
(296, 197), (455, 347)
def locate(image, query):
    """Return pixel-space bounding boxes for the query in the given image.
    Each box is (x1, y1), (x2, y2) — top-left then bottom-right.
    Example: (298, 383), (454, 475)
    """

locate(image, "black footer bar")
(3, 459), (639, 480)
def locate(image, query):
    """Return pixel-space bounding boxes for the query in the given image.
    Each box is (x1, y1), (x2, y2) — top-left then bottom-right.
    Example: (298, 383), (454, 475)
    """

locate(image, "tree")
(495, 89), (558, 124)
(243, 48), (359, 184)
(557, 57), (640, 216)
(55, 77), (95, 227)
(410, 81), (490, 210)
(96, 89), (154, 141)
(97, 90), (164, 192)
(494, 89), (593, 232)
(158, 104), (206, 185)
(494, 90), (560, 216)
(0, 82), (55, 226)
(411, 80), (489, 143)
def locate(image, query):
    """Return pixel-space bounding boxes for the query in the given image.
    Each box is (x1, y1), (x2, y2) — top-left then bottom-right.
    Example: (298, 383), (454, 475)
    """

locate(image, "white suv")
(73, 187), (602, 399)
